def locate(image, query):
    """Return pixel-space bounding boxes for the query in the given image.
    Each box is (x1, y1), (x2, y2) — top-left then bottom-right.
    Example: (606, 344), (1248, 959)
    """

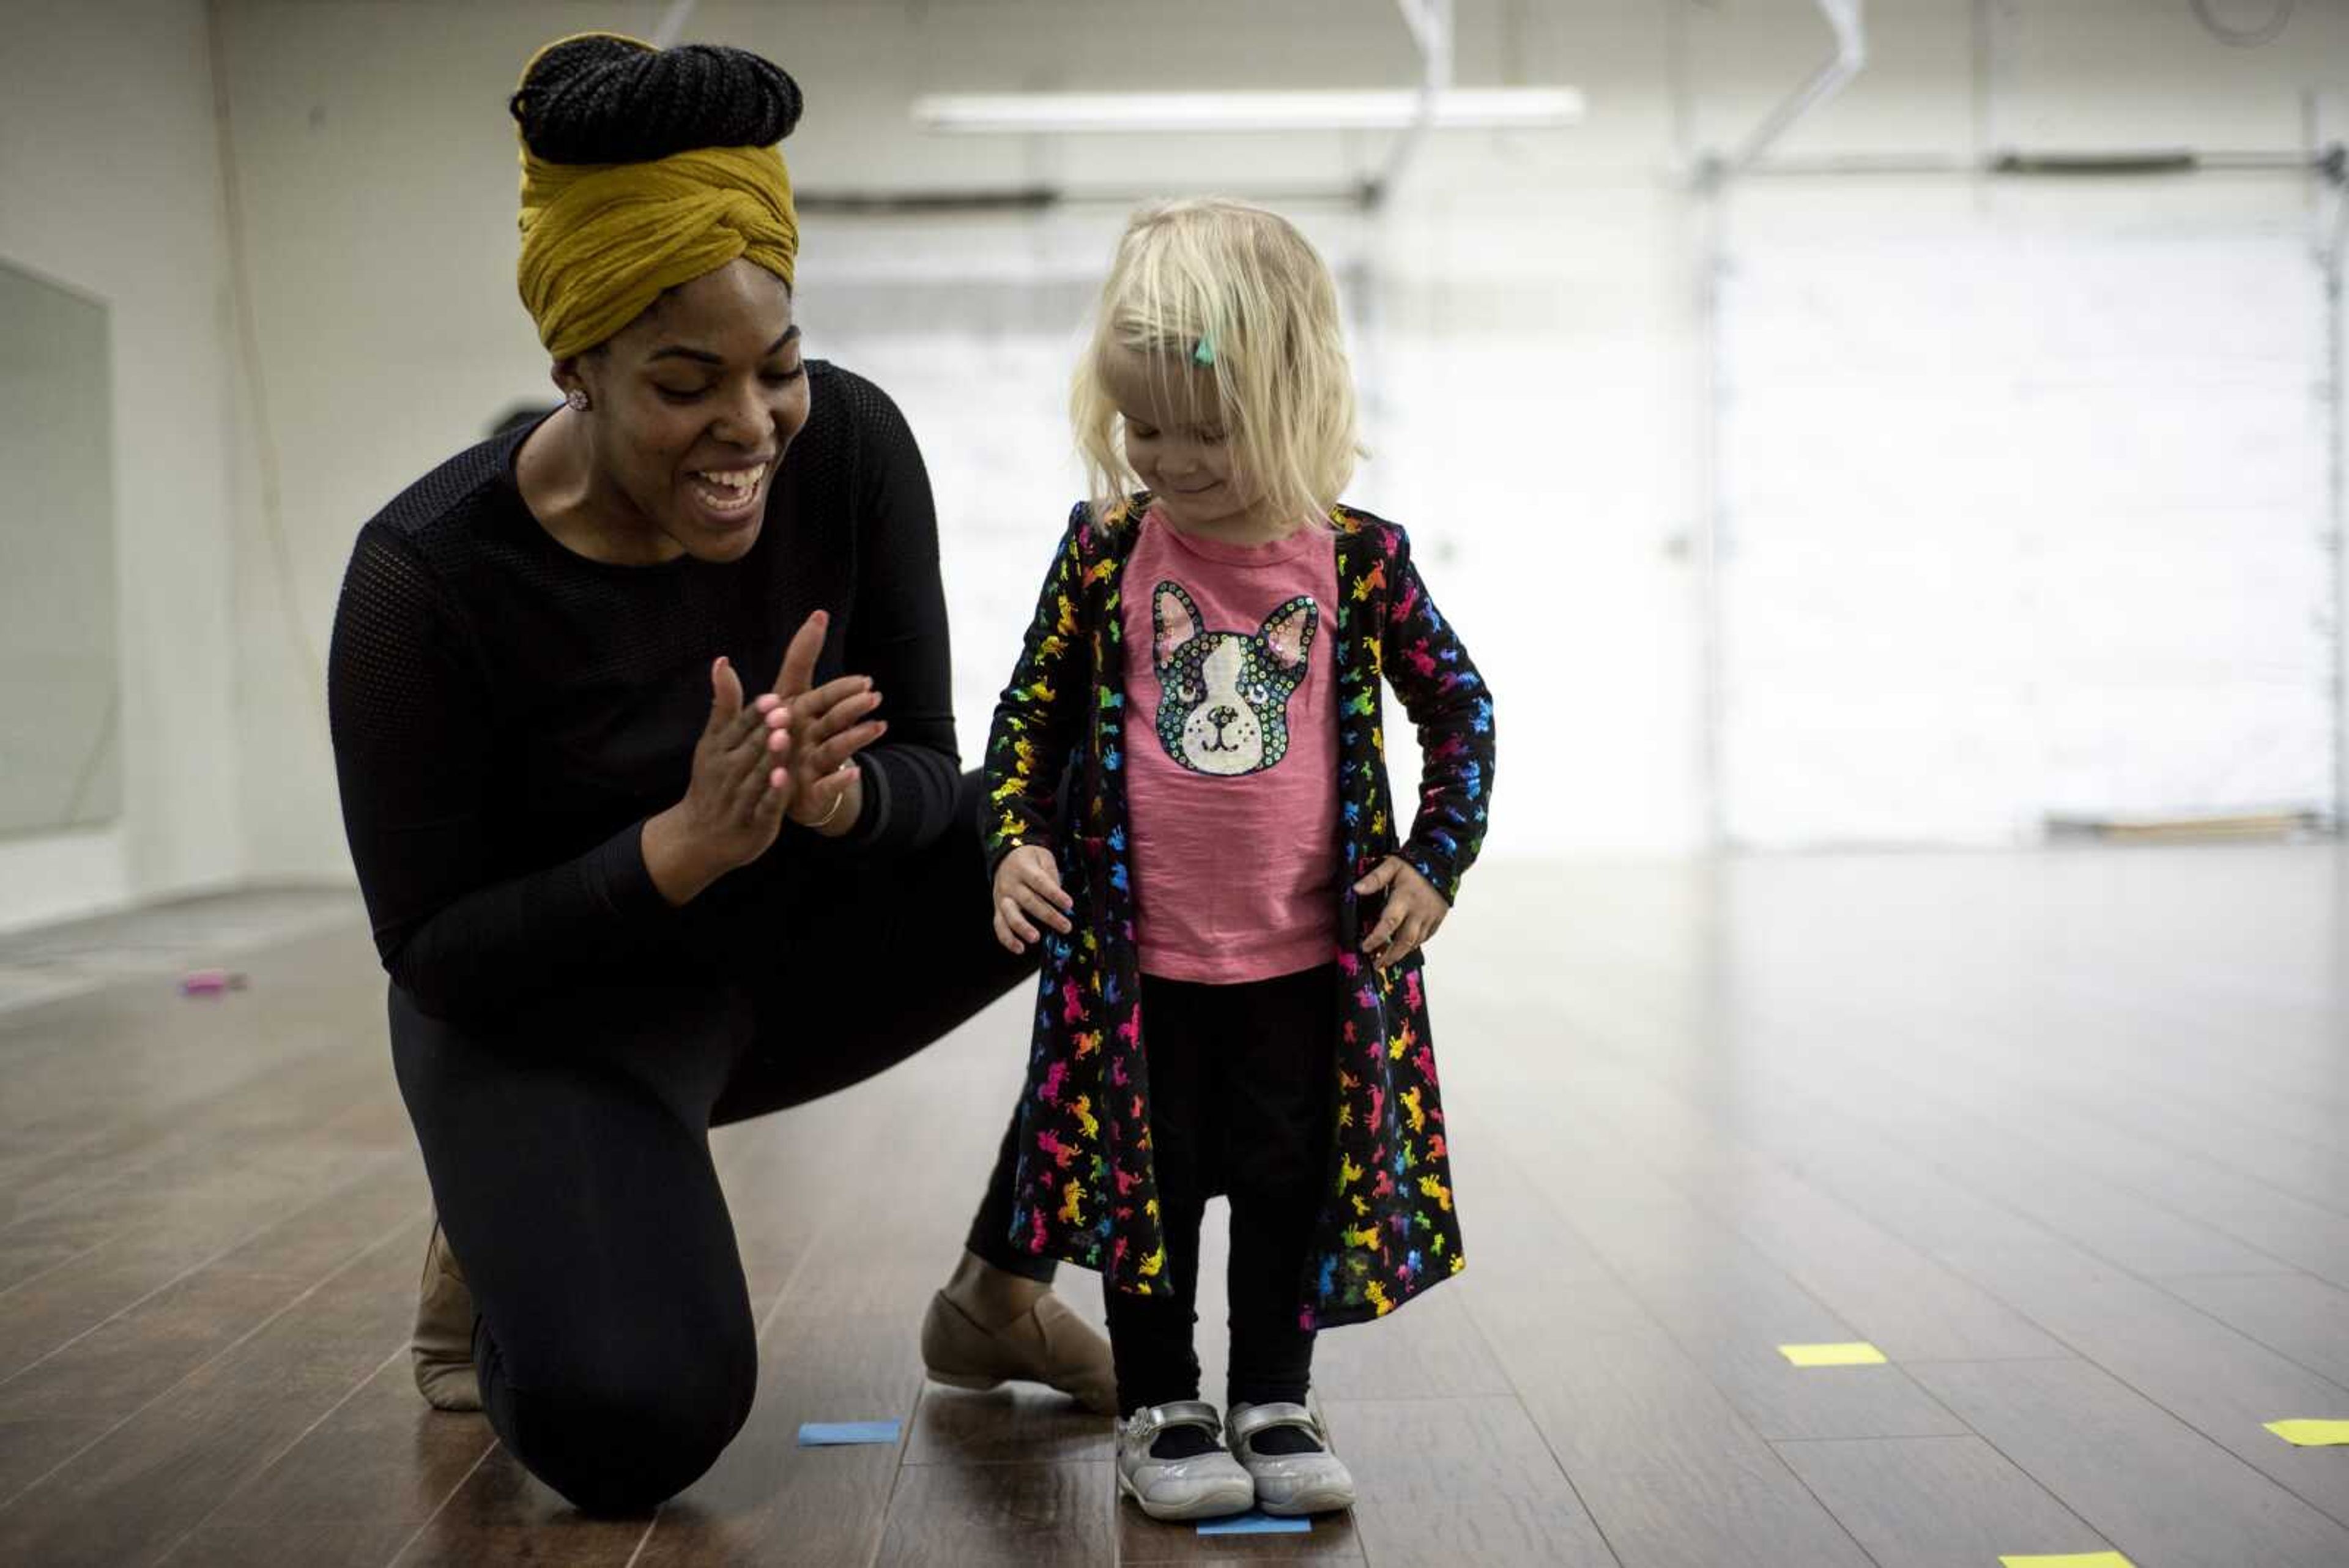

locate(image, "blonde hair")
(1073, 198), (1361, 527)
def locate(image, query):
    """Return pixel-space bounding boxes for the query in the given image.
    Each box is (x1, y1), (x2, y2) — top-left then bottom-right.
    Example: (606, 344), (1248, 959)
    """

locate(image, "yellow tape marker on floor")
(1778, 1342), (1887, 1367)
(1997, 1553), (2135, 1567)
(2266, 1419), (2349, 1446)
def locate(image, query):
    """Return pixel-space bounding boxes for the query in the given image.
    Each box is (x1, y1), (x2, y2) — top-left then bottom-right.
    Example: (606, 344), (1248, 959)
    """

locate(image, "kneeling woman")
(327, 32), (1108, 1512)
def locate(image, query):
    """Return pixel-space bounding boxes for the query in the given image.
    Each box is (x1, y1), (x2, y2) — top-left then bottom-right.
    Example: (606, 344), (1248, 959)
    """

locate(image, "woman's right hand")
(642, 655), (797, 905)
(992, 844), (1074, 954)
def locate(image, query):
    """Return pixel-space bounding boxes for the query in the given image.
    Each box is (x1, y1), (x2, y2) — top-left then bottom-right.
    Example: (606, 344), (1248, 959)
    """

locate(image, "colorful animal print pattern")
(983, 496), (1494, 1330)
(1150, 580), (1318, 776)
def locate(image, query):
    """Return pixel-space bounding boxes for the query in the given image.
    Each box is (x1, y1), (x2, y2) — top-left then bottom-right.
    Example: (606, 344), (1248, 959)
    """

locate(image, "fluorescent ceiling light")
(912, 89), (1584, 135)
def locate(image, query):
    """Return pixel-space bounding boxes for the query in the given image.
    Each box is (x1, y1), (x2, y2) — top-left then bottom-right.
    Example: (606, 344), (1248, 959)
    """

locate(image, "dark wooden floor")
(1, 847), (2345, 1566)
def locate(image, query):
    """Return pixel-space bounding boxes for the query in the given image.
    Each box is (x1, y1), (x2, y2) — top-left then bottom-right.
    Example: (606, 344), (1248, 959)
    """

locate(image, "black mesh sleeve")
(826, 374), (960, 860)
(327, 524), (669, 1019)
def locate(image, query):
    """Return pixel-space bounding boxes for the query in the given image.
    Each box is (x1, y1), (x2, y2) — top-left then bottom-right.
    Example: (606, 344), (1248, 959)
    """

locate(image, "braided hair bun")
(511, 34), (803, 165)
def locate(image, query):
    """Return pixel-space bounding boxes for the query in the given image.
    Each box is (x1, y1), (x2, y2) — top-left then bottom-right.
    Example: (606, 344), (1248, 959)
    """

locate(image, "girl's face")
(560, 258), (812, 563)
(1102, 344), (1258, 533)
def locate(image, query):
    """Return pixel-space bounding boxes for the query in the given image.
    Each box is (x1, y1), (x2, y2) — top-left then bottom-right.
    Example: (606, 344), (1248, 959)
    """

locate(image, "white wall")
(1718, 199), (2334, 846)
(1688, 1), (2347, 846)
(8, 0), (2339, 926)
(0, 0), (251, 932)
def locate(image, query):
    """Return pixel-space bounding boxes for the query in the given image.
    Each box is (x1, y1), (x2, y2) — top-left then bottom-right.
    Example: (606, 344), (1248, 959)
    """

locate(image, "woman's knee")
(489, 1306), (759, 1515)
(502, 1356), (757, 1514)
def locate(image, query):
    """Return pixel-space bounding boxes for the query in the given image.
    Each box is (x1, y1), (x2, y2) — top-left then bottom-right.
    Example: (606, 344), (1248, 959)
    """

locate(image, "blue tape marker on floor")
(797, 1420), (900, 1446)
(1198, 1512), (1312, 1536)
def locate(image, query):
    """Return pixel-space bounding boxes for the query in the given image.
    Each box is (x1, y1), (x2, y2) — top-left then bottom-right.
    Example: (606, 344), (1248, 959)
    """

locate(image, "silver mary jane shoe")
(1115, 1400), (1256, 1522)
(1228, 1400), (1357, 1516)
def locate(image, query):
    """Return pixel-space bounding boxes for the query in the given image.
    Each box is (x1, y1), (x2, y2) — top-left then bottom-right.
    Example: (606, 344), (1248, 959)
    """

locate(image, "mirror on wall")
(0, 257), (120, 836)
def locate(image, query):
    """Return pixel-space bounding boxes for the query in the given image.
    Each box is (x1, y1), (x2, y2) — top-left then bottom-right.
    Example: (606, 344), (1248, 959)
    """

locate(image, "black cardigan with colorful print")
(982, 496), (1494, 1329)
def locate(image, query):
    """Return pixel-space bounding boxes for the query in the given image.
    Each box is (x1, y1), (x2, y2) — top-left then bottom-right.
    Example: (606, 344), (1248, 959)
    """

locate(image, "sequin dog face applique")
(1150, 580), (1318, 776)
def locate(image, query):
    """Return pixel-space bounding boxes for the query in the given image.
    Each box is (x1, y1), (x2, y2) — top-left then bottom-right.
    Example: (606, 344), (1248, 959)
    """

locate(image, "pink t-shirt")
(1119, 507), (1341, 983)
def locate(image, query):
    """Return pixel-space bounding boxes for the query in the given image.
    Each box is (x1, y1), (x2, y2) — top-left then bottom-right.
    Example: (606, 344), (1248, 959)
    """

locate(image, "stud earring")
(566, 388), (591, 412)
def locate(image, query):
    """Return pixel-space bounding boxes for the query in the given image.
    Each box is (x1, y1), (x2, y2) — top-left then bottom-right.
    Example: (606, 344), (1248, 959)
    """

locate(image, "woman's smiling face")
(564, 258), (813, 563)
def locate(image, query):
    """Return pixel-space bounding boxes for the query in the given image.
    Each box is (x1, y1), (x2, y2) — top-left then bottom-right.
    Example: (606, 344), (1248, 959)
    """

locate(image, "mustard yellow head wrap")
(513, 33), (801, 359)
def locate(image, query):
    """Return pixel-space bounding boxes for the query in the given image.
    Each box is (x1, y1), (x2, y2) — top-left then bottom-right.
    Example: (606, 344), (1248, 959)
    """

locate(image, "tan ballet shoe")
(412, 1218), (482, 1413)
(920, 1252), (1116, 1416)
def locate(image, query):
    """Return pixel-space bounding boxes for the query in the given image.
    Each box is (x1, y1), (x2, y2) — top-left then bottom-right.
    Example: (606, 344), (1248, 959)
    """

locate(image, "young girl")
(981, 199), (1494, 1523)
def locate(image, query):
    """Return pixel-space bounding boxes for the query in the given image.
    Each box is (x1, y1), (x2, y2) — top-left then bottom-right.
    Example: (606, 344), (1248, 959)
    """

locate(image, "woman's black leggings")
(389, 771), (1042, 1514)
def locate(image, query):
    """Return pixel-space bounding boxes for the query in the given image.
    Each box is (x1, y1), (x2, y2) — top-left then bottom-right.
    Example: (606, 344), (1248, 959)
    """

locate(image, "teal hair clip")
(1192, 333), (1215, 368)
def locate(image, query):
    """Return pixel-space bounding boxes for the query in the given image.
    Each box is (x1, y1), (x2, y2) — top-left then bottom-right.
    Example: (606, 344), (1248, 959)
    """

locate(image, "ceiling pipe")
(1368, 0), (1455, 207)
(1690, 0), (1865, 850)
(1707, 0), (1866, 187)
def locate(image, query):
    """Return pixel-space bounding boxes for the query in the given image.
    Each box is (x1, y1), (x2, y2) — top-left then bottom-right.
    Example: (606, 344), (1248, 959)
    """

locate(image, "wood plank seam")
(0, 1150), (412, 1386)
(0, 1202), (426, 1516)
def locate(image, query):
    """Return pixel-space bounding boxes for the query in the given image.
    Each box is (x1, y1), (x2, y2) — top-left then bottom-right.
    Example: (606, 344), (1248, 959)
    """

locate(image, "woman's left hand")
(1354, 857), (1447, 969)
(757, 611), (888, 837)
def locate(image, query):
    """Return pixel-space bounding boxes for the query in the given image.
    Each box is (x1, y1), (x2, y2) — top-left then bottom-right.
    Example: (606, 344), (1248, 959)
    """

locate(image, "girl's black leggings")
(389, 771), (1042, 1514)
(1103, 964), (1337, 1416)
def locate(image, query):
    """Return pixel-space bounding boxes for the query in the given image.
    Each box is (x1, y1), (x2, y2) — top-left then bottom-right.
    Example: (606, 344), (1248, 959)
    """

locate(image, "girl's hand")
(759, 611), (888, 837)
(643, 654), (799, 904)
(1354, 857), (1447, 969)
(993, 844), (1074, 954)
